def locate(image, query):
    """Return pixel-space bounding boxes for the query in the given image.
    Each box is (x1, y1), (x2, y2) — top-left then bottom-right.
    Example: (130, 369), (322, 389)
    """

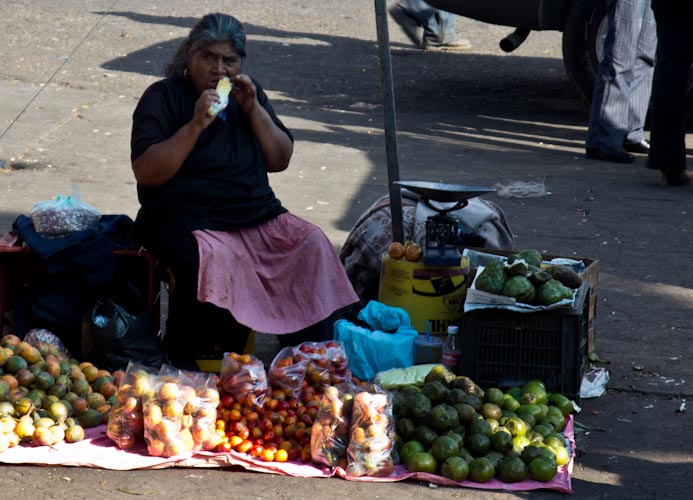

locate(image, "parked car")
(426, 0), (608, 101)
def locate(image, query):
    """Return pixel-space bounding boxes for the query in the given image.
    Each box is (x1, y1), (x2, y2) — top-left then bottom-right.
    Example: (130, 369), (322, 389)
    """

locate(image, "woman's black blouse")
(131, 75), (291, 235)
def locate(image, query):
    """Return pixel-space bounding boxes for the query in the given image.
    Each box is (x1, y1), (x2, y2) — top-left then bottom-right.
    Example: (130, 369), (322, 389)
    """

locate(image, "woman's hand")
(229, 73), (293, 172)
(230, 74), (259, 115)
(193, 89), (221, 130)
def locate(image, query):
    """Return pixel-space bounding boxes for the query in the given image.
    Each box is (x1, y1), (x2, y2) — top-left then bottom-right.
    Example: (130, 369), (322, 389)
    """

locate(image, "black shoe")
(586, 146), (635, 164)
(624, 140), (650, 154)
(661, 170), (691, 187)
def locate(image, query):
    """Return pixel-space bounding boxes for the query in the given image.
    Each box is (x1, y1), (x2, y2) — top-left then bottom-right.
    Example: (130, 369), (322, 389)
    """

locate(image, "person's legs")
(389, 0), (470, 51)
(148, 228), (250, 366)
(388, 0), (426, 48)
(587, 0), (650, 155)
(624, 1), (656, 145)
(647, 0), (693, 183)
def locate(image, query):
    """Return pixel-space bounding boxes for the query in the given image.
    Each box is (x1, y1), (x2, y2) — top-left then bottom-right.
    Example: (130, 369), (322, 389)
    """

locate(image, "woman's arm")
(232, 74), (293, 172)
(132, 88), (220, 187)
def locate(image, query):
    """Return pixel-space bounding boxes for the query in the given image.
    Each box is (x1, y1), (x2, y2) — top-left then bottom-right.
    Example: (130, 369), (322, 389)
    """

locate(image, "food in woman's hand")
(208, 77), (232, 117)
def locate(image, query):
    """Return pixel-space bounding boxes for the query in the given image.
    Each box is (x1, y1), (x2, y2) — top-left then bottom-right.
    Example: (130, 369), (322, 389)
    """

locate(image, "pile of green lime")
(393, 366), (574, 484)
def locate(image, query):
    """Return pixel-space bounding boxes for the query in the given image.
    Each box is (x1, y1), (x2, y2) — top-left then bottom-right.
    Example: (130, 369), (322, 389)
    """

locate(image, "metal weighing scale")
(394, 181), (496, 267)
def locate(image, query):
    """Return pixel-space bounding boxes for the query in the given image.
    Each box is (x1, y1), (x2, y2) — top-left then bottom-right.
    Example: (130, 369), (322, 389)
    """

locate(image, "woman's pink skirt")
(194, 213), (359, 335)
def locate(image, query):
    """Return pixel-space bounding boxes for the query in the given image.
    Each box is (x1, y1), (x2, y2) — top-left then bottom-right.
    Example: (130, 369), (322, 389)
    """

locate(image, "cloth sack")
(339, 190), (514, 301)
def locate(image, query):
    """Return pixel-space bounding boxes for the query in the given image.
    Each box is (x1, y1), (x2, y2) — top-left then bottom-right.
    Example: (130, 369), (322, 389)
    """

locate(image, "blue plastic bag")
(334, 301), (418, 381)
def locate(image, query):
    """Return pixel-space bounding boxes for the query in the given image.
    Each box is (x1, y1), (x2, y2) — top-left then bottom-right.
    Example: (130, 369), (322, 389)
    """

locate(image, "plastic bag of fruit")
(346, 389), (396, 477)
(141, 366), (221, 457)
(218, 352), (268, 407)
(323, 340), (352, 386)
(159, 365), (222, 452)
(268, 346), (309, 398)
(310, 383), (361, 467)
(106, 362), (157, 450)
(293, 341), (334, 392)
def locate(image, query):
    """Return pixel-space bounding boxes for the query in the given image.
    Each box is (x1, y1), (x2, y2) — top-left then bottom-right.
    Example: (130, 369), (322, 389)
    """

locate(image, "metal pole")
(374, 0), (404, 243)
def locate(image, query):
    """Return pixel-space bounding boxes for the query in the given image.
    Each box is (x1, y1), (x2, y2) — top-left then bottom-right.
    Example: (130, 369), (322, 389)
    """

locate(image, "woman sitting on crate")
(129, 13), (358, 367)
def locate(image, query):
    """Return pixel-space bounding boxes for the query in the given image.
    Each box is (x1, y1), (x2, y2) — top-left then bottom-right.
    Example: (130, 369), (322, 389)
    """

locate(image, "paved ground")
(1, 1), (692, 499)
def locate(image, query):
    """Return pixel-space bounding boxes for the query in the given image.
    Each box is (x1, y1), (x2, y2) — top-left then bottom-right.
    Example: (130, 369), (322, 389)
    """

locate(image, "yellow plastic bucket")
(378, 254), (470, 336)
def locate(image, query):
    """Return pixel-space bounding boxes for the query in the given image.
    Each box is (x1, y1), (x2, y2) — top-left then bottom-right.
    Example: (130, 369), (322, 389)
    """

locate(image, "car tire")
(561, 0), (608, 102)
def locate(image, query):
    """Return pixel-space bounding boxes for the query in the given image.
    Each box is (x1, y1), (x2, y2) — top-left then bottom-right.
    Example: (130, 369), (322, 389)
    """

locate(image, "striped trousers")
(586, 0), (657, 149)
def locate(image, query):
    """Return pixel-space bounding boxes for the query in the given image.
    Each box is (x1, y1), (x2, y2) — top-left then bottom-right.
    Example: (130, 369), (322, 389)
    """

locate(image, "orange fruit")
(158, 382), (180, 401)
(148, 438), (165, 457)
(275, 449), (288, 462)
(1, 374), (18, 391)
(1, 334), (21, 347)
(82, 365), (99, 383)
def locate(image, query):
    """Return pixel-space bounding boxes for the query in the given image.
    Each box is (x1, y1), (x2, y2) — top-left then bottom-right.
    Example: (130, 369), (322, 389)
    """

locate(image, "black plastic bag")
(82, 300), (164, 372)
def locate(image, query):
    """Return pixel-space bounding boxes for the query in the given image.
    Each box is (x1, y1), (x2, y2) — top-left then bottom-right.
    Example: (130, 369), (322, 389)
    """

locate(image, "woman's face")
(186, 42), (242, 93)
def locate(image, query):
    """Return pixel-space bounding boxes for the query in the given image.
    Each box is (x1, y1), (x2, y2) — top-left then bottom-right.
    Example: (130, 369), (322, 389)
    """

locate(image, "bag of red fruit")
(294, 341), (333, 392)
(268, 346), (308, 399)
(323, 340), (352, 387)
(218, 352), (268, 407)
(106, 362), (157, 450)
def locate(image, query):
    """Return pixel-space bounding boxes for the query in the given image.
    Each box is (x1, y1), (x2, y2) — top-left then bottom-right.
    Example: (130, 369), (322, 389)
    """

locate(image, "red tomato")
(216, 441), (233, 453)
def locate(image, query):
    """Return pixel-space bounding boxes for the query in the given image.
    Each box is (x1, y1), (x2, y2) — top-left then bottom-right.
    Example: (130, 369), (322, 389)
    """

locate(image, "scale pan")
(394, 180), (495, 203)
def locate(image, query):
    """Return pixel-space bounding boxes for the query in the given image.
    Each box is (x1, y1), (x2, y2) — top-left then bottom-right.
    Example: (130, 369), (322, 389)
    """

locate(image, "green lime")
(464, 433), (491, 456)
(529, 457), (558, 482)
(406, 452), (437, 474)
(483, 387), (505, 406)
(469, 418), (493, 437)
(505, 417), (527, 437)
(468, 457), (495, 483)
(430, 435), (460, 463)
(484, 451), (504, 469)
(544, 433), (566, 450)
(520, 444), (545, 465)
(440, 456), (469, 482)
(512, 435), (531, 453)
(522, 381), (548, 405)
(548, 393), (575, 417)
(502, 393), (520, 412)
(498, 455), (528, 483)
(553, 445), (571, 466)
(453, 403), (477, 423)
(400, 440), (425, 465)
(396, 417), (416, 440)
(458, 447), (474, 464)
(532, 424), (554, 438)
(413, 425), (438, 449)
(490, 429), (513, 454)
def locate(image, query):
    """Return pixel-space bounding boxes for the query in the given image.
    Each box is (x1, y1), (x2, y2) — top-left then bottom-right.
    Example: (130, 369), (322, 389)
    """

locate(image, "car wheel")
(561, 0), (608, 102)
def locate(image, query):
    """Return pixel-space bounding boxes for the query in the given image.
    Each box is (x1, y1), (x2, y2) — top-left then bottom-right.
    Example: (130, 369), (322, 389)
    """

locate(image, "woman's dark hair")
(164, 13), (246, 77)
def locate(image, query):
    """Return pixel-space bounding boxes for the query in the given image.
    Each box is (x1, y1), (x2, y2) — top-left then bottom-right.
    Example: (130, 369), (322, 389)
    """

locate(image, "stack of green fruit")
(0, 334), (121, 453)
(393, 365), (575, 484)
(474, 249), (583, 306)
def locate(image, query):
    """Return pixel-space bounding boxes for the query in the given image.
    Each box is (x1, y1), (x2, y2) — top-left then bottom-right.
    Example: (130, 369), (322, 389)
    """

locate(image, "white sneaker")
(423, 38), (473, 52)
